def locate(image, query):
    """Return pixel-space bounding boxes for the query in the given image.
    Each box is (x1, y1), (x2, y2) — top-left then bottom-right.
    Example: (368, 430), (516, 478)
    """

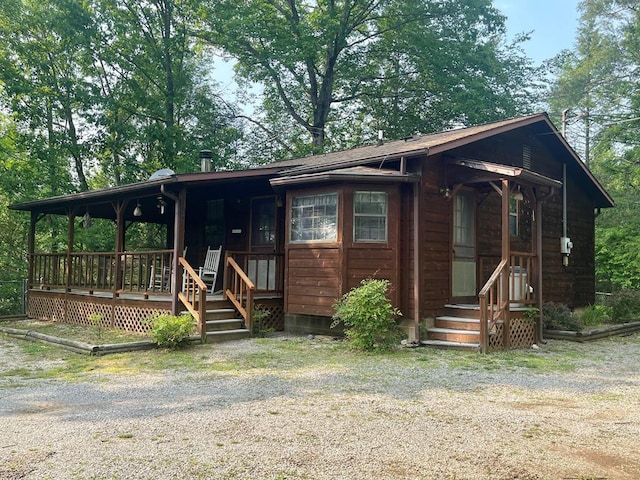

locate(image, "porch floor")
(32, 288), (282, 302)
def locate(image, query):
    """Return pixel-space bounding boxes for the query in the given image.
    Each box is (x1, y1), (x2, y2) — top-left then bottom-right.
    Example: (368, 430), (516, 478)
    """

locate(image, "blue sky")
(496, 0), (581, 64)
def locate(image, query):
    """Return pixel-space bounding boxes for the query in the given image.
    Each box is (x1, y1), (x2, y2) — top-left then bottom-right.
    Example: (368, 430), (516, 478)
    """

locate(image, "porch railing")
(177, 257), (207, 340)
(31, 250), (174, 296)
(478, 252), (535, 353)
(224, 255), (256, 333)
(226, 251), (284, 294)
(478, 258), (508, 353)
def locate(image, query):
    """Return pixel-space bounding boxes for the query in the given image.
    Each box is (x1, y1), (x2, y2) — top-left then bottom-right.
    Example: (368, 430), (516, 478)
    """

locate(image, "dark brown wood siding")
(418, 156), (451, 318)
(284, 184), (403, 317)
(540, 175), (595, 307)
(286, 246), (342, 316)
(447, 128), (597, 308)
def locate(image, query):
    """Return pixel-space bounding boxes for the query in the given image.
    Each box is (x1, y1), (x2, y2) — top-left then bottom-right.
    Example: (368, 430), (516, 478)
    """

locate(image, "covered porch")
(424, 157), (563, 352)
(12, 167), (287, 340)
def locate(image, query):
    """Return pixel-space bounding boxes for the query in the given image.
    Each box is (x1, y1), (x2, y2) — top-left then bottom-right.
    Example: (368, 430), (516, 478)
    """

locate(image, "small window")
(354, 191), (388, 242)
(509, 197), (519, 237)
(290, 192), (338, 242)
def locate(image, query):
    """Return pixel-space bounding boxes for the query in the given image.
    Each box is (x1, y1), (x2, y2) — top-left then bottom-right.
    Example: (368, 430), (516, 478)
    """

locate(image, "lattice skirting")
(27, 291), (170, 335)
(254, 299), (285, 331)
(488, 317), (536, 351)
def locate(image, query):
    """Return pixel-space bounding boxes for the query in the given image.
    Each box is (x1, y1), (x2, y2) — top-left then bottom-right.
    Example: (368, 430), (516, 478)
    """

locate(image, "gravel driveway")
(1, 333), (639, 480)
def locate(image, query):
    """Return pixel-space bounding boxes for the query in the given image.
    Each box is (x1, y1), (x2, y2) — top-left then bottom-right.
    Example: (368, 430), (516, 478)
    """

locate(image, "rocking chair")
(198, 245), (222, 293)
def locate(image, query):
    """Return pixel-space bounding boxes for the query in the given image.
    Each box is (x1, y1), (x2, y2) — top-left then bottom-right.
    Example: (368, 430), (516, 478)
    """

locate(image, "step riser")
(444, 308), (481, 319)
(428, 331), (479, 343)
(206, 320), (245, 332)
(205, 331), (251, 343)
(435, 319), (479, 331)
(421, 341), (479, 351)
(205, 309), (237, 321)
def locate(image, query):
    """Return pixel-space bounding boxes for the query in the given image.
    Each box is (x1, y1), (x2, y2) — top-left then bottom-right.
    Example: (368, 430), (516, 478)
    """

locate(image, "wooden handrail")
(478, 258), (509, 353)
(478, 253), (537, 353)
(224, 255), (256, 333)
(478, 258), (508, 298)
(177, 257), (207, 340)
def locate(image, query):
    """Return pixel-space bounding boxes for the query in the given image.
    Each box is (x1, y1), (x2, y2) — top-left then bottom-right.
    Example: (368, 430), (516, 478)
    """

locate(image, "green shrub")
(252, 306), (274, 337)
(578, 304), (612, 326)
(331, 278), (402, 352)
(542, 302), (583, 332)
(603, 290), (640, 323)
(147, 313), (195, 349)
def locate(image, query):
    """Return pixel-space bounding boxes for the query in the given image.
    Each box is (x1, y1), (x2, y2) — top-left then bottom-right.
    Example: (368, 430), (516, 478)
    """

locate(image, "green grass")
(1, 319), (148, 344)
(2, 328), (639, 386)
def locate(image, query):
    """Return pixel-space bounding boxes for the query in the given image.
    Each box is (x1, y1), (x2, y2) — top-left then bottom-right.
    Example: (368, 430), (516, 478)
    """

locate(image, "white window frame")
(289, 192), (338, 243)
(353, 191), (388, 243)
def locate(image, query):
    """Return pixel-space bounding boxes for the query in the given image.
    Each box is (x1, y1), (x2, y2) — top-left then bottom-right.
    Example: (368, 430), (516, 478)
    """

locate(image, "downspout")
(562, 163), (569, 267)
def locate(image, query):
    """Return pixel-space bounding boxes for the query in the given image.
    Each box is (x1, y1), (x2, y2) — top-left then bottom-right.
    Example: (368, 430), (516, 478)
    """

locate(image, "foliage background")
(1, 0), (640, 313)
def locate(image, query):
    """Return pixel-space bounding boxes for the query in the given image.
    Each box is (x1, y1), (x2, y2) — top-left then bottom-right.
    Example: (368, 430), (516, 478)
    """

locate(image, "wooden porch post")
(170, 188), (186, 315)
(536, 193), (544, 343)
(113, 201), (127, 300)
(501, 179), (511, 349)
(27, 211), (38, 289)
(65, 209), (77, 293)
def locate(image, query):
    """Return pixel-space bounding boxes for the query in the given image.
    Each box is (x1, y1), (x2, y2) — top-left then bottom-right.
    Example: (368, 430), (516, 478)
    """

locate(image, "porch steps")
(422, 303), (532, 350)
(422, 304), (482, 351)
(201, 304), (250, 343)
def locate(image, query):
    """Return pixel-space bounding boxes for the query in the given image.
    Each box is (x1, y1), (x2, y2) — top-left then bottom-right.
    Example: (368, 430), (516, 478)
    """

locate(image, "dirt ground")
(0, 332), (639, 479)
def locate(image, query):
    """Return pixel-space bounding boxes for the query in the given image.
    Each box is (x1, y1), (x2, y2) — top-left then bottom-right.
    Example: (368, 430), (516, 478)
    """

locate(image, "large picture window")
(354, 191), (387, 242)
(290, 192), (338, 242)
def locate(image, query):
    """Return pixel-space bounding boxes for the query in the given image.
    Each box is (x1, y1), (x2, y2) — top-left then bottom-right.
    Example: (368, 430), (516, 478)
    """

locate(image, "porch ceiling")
(8, 167), (283, 221)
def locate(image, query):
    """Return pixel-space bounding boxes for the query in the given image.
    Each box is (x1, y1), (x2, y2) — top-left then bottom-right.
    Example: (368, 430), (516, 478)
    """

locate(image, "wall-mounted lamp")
(440, 187), (451, 199)
(157, 196), (166, 215)
(133, 201), (143, 217)
(512, 187), (524, 202)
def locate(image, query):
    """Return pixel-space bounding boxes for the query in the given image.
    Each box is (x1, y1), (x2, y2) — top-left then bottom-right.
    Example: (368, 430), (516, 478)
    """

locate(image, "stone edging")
(544, 321), (640, 342)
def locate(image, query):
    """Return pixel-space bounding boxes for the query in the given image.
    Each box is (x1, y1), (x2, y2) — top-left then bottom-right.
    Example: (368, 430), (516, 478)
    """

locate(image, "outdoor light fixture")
(512, 187), (524, 202)
(133, 201), (143, 217)
(157, 196), (166, 215)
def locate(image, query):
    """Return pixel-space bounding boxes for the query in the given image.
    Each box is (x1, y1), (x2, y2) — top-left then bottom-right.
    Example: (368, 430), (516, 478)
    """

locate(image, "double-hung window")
(290, 193), (338, 242)
(354, 191), (388, 242)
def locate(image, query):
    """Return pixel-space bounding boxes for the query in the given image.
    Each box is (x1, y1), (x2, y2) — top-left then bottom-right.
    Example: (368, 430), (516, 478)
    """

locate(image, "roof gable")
(269, 112), (614, 208)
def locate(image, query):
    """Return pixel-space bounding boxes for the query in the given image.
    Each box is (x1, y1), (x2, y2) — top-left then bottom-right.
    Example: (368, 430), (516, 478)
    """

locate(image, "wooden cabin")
(9, 113), (614, 351)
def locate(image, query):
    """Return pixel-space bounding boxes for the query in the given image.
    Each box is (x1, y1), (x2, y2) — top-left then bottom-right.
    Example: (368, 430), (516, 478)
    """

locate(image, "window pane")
(354, 191), (387, 242)
(290, 193), (338, 242)
(509, 198), (519, 236)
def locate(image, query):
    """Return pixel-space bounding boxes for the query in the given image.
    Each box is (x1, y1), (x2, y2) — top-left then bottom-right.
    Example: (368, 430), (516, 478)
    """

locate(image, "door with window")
(452, 189), (477, 302)
(249, 196), (277, 290)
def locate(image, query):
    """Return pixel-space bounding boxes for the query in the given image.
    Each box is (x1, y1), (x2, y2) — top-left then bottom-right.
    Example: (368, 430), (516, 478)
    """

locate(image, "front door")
(452, 189), (477, 302)
(249, 196), (277, 290)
